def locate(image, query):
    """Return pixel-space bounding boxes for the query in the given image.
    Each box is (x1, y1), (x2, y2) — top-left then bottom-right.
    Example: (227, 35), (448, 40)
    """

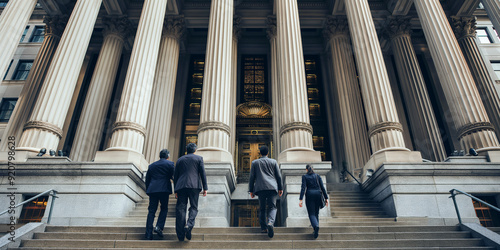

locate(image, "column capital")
(323, 16), (349, 40)
(163, 16), (186, 41)
(385, 15), (412, 39)
(450, 16), (477, 40)
(266, 16), (277, 40)
(43, 15), (69, 38)
(102, 15), (132, 41)
(233, 15), (242, 41)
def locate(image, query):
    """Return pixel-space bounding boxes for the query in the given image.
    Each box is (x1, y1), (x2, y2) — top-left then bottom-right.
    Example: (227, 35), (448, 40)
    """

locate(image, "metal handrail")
(342, 168), (362, 186)
(0, 189), (58, 224)
(449, 188), (500, 225)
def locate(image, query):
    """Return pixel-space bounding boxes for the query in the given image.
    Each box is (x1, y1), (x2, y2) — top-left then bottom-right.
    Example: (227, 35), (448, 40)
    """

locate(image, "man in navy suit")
(145, 149), (175, 240)
(174, 143), (208, 241)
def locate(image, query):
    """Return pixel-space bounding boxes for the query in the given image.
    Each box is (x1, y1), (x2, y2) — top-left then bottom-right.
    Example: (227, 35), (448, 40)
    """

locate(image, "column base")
(278, 150), (322, 163)
(196, 149), (233, 163)
(94, 150), (149, 172)
(479, 149), (500, 163)
(362, 150), (423, 183)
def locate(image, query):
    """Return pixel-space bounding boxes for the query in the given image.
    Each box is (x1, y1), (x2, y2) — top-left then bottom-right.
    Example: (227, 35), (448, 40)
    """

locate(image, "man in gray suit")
(248, 145), (283, 238)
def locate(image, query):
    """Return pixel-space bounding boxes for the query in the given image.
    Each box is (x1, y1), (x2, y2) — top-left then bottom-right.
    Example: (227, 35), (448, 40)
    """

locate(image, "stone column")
(196, 0), (234, 162)
(345, 0), (420, 176)
(386, 16), (447, 162)
(17, 0), (103, 153)
(451, 16), (500, 141)
(481, 0), (500, 35)
(95, 0), (168, 170)
(143, 17), (184, 164)
(414, 0), (500, 156)
(275, 0), (321, 162)
(229, 16), (240, 160)
(267, 16), (281, 159)
(0, 15), (67, 151)
(0, 0), (38, 84)
(70, 16), (130, 162)
(324, 17), (371, 177)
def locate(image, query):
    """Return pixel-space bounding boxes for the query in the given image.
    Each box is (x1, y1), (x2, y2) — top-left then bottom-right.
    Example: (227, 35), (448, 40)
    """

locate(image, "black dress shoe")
(267, 224), (274, 238)
(144, 233), (153, 240)
(154, 226), (163, 238)
(185, 227), (193, 240)
(313, 227), (319, 239)
(260, 229), (268, 233)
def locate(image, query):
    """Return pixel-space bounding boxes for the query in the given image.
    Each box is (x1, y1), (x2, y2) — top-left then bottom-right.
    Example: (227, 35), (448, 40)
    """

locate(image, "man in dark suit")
(145, 149), (175, 240)
(174, 143), (208, 241)
(248, 145), (283, 238)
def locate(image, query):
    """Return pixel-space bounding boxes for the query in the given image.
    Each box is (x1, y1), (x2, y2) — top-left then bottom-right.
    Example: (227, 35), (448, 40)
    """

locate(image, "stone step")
(322, 217), (396, 222)
(332, 202), (380, 207)
(18, 238), (487, 249)
(330, 206), (386, 212)
(9, 247), (496, 250)
(331, 211), (388, 216)
(487, 227), (500, 234)
(128, 211), (175, 216)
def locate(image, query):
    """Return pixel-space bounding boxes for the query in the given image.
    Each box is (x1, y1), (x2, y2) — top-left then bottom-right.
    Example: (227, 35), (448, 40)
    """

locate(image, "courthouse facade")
(1, 0), (500, 227)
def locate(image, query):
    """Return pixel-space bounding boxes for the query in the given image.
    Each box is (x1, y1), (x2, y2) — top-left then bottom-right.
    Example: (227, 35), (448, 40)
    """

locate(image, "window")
(18, 195), (48, 223)
(3, 60), (12, 80)
(20, 26), (29, 43)
(0, 1), (8, 8)
(492, 62), (500, 79)
(241, 56), (267, 102)
(13, 60), (33, 80)
(30, 26), (45, 43)
(477, 28), (493, 44)
(0, 98), (17, 122)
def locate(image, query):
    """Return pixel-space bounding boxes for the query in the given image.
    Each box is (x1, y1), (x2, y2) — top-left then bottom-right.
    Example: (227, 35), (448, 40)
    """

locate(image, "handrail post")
(449, 189), (463, 225)
(47, 190), (58, 224)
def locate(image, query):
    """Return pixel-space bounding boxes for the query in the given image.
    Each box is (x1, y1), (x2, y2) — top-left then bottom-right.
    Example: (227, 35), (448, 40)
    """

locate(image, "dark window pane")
(20, 26), (29, 42)
(13, 61), (33, 80)
(0, 98), (17, 122)
(30, 26), (45, 43)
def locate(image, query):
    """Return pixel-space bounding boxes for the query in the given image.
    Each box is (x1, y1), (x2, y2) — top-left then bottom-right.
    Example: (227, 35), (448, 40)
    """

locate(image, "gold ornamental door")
(237, 142), (266, 182)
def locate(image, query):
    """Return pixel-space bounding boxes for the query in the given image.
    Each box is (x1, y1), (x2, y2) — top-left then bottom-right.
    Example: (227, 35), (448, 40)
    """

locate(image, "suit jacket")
(299, 173), (328, 201)
(174, 153), (208, 192)
(248, 156), (283, 194)
(145, 159), (175, 195)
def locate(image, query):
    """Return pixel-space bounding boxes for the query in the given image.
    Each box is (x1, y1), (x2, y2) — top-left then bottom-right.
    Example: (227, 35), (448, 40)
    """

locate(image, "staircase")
(8, 186), (495, 249)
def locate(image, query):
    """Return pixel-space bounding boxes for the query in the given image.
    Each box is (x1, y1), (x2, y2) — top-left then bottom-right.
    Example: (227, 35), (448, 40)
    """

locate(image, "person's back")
(146, 159), (174, 195)
(174, 153), (206, 192)
(249, 156), (281, 194)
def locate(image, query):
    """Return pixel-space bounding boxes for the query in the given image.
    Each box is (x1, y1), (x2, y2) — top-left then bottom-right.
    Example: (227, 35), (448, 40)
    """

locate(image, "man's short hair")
(159, 149), (170, 159)
(187, 143), (197, 154)
(259, 145), (269, 156)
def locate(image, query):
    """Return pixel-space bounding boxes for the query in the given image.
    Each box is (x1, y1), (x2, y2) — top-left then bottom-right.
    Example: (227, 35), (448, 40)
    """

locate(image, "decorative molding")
(457, 122), (495, 140)
(266, 16), (277, 40)
(237, 101), (272, 118)
(102, 15), (132, 40)
(112, 121), (146, 137)
(385, 15), (412, 39)
(450, 16), (477, 40)
(43, 14), (69, 38)
(368, 122), (404, 138)
(323, 16), (350, 40)
(164, 16), (186, 41)
(233, 15), (242, 41)
(280, 122), (313, 137)
(23, 120), (63, 139)
(197, 121), (231, 135)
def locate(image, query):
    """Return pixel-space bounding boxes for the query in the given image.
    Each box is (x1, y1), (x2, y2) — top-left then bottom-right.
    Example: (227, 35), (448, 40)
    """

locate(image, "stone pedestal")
(280, 162), (331, 227)
(0, 0), (38, 83)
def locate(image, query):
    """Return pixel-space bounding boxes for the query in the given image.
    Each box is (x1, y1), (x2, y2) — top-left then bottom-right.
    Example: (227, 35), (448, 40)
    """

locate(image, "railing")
(449, 189), (500, 225)
(342, 168), (362, 186)
(0, 189), (58, 224)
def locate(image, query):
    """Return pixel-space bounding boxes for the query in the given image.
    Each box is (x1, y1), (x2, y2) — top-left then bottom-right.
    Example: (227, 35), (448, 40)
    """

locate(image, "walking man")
(248, 145), (283, 238)
(174, 143), (208, 241)
(145, 149), (175, 240)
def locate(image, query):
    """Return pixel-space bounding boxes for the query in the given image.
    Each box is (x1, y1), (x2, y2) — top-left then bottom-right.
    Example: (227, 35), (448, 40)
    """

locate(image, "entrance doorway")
(237, 141), (268, 182)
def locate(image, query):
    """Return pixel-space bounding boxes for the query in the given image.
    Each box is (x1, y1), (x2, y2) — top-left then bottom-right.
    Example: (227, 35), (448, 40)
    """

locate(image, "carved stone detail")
(266, 16), (277, 40)
(198, 121), (231, 135)
(457, 122), (495, 140)
(385, 15), (412, 39)
(102, 15), (132, 40)
(237, 101), (272, 118)
(280, 122), (313, 137)
(112, 121), (147, 137)
(163, 16), (186, 41)
(44, 15), (69, 38)
(450, 16), (477, 40)
(368, 122), (404, 138)
(23, 120), (63, 139)
(323, 16), (350, 39)
(233, 15), (242, 41)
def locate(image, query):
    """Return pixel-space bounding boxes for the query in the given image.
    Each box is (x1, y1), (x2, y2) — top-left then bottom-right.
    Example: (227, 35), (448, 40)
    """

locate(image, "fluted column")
(0, 15), (67, 151)
(105, 0), (168, 158)
(196, 0), (234, 162)
(267, 16), (281, 159)
(17, 0), (103, 152)
(481, 0), (500, 35)
(70, 16), (130, 162)
(386, 16), (447, 162)
(451, 16), (500, 141)
(414, 0), (500, 152)
(229, 16), (240, 159)
(276, 0), (320, 162)
(324, 17), (371, 177)
(0, 0), (38, 84)
(143, 17), (184, 164)
(345, 0), (409, 155)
